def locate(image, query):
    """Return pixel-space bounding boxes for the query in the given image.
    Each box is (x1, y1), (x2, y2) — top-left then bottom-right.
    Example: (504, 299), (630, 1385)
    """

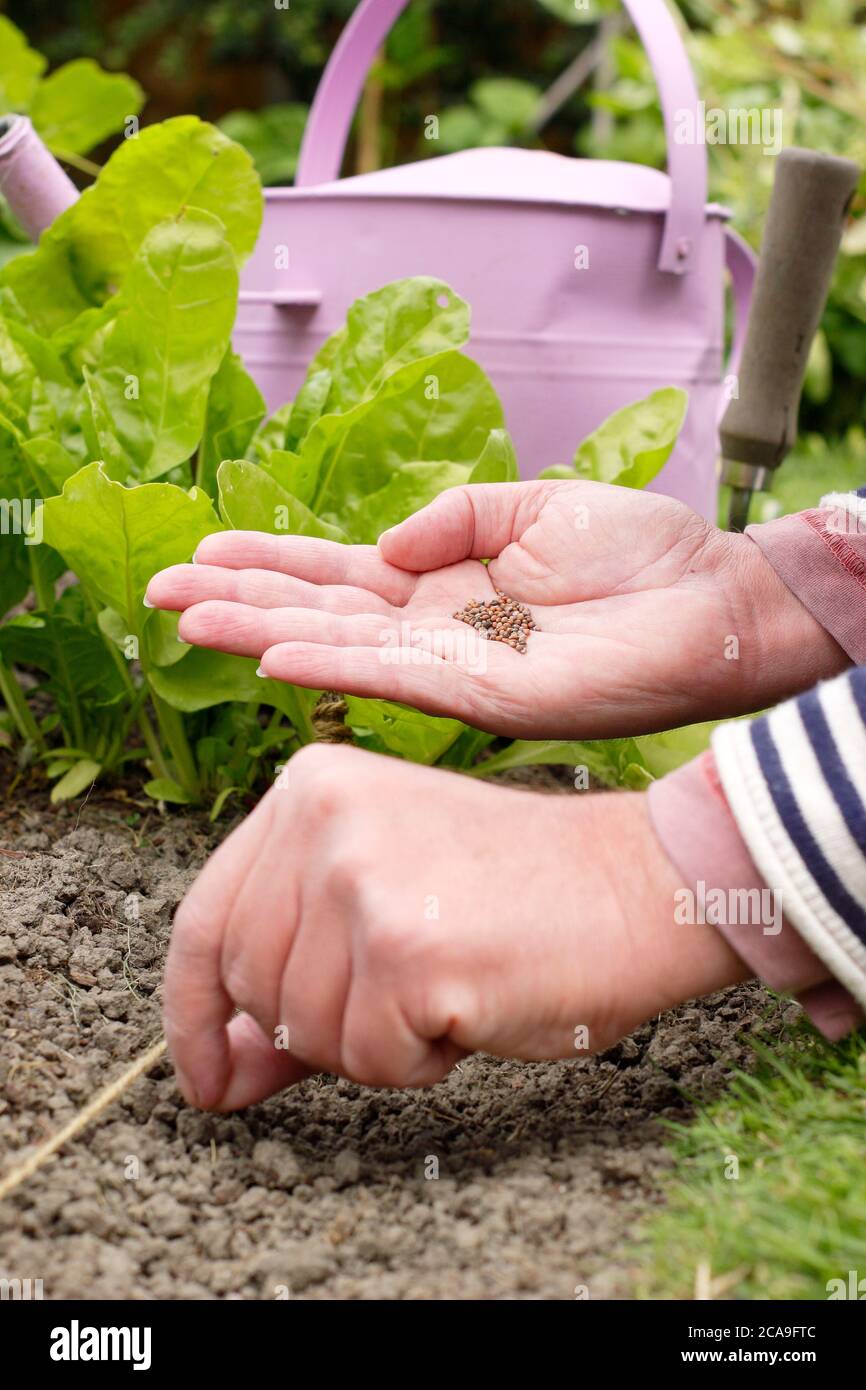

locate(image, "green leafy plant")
(0, 14), (144, 167)
(0, 14), (145, 272)
(0, 113), (700, 809)
(217, 105), (309, 186)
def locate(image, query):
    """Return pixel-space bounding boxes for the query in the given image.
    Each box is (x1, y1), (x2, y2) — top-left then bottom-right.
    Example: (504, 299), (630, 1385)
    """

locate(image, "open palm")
(144, 481), (813, 740)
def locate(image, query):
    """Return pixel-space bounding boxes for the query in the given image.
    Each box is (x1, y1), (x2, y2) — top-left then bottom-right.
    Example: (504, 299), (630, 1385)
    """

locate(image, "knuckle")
(181, 600), (228, 640)
(362, 913), (426, 972)
(290, 743), (357, 819)
(325, 844), (377, 903)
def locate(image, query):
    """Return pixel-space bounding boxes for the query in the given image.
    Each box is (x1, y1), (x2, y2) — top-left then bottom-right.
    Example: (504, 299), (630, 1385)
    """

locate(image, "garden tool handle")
(295, 0), (708, 274)
(721, 148), (860, 530)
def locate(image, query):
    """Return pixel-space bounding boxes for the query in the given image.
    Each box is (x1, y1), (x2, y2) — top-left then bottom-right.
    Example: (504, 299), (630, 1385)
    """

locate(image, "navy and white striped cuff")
(712, 669), (866, 1012)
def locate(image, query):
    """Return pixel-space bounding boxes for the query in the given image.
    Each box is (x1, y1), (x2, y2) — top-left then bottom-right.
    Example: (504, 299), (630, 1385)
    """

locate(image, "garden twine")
(0, 1036), (168, 1203)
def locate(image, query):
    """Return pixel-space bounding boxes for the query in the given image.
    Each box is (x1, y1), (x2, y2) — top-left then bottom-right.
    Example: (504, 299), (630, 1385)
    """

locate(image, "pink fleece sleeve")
(746, 505), (866, 664)
(647, 751), (864, 1040)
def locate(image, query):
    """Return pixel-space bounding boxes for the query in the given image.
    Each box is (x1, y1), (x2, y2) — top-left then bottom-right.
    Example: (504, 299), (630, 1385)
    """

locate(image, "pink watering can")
(0, 0), (757, 521)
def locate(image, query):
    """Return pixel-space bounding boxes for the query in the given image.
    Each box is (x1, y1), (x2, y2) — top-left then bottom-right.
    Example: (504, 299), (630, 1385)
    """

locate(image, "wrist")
(719, 529), (849, 710)
(575, 792), (748, 1046)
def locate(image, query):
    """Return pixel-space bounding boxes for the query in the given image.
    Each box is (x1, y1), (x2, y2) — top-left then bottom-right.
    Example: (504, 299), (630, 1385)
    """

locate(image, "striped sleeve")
(712, 665), (866, 1012)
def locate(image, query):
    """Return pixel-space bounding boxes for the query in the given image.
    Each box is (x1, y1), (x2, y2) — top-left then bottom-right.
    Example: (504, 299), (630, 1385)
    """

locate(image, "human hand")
(145, 482), (847, 740)
(163, 743), (747, 1111)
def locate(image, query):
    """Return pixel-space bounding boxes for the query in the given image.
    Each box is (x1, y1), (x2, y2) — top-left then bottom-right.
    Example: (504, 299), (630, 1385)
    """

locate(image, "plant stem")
(0, 656), (45, 751)
(28, 544), (55, 612)
(150, 692), (201, 800)
(78, 584), (173, 781)
(280, 686), (317, 745)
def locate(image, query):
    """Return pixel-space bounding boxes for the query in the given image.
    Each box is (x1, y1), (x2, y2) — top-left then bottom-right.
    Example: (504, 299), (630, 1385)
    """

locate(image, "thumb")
(377, 482), (547, 572)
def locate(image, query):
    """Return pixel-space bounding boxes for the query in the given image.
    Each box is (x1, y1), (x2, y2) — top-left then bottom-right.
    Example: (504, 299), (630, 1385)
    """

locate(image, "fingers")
(341, 976), (467, 1088)
(146, 563), (393, 618)
(163, 795), (286, 1109)
(192, 531), (416, 605)
(177, 601), (397, 659)
(378, 483), (552, 571)
(209, 1014), (312, 1112)
(257, 641), (475, 717)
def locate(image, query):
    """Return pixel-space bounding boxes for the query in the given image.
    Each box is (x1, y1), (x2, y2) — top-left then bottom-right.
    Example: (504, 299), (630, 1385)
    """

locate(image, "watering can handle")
(295, 0), (708, 275)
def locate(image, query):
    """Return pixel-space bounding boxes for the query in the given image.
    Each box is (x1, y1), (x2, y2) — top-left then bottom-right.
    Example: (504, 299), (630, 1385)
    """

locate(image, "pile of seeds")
(453, 590), (539, 654)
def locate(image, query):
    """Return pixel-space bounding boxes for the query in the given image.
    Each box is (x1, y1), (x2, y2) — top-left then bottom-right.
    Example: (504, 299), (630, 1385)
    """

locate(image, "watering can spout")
(0, 115), (79, 243)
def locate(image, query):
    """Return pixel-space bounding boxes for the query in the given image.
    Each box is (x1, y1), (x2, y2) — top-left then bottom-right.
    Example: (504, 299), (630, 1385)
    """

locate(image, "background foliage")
(0, 0), (864, 808)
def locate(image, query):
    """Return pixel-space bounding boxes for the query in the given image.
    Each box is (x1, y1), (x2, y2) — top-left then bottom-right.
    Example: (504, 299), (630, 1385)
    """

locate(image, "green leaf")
(303, 349), (505, 517)
(292, 277), (470, 443)
(217, 104), (308, 186)
(634, 721), (728, 780)
(83, 208), (238, 481)
(468, 428), (520, 483)
(30, 60), (144, 157)
(144, 608), (190, 668)
(2, 117), (263, 335)
(50, 757), (101, 803)
(147, 643), (298, 719)
(40, 461), (223, 626)
(5, 319), (82, 446)
(209, 784), (242, 821)
(0, 611), (125, 712)
(249, 402), (293, 461)
(198, 348), (266, 498)
(217, 458), (348, 541)
(283, 367), (331, 452)
(143, 776), (192, 805)
(540, 388), (688, 488)
(344, 697), (465, 764)
(0, 541), (30, 620)
(0, 16), (46, 111)
(471, 78), (540, 131)
(469, 737), (650, 786)
(339, 461), (470, 544)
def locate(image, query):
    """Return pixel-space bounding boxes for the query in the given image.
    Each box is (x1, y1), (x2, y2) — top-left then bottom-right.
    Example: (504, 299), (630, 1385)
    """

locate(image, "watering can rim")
(263, 146), (733, 223)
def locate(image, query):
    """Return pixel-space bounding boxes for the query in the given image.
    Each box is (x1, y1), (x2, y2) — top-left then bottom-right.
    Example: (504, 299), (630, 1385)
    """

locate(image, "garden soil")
(0, 761), (798, 1301)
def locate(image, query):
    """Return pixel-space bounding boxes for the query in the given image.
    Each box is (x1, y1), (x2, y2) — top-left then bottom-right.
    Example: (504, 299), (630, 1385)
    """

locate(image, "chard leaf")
(290, 278), (470, 450)
(147, 644), (315, 731)
(339, 461), (470, 544)
(3, 319), (81, 445)
(249, 402), (293, 461)
(468, 737), (652, 787)
(469, 428), (520, 483)
(2, 117), (262, 335)
(258, 448), (319, 502)
(634, 721), (725, 779)
(22, 437), (80, 493)
(468, 721), (722, 787)
(302, 350), (504, 516)
(50, 757), (101, 802)
(143, 776), (192, 805)
(39, 461), (223, 626)
(198, 348), (266, 499)
(283, 367), (331, 452)
(0, 544), (30, 620)
(144, 608), (190, 668)
(344, 697), (465, 764)
(82, 209), (238, 482)
(0, 16), (45, 110)
(0, 611), (126, 718)
(217, 458), (347, 541)
(30, 60), (145, 157)
(539, 387), (688, 489)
